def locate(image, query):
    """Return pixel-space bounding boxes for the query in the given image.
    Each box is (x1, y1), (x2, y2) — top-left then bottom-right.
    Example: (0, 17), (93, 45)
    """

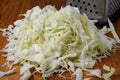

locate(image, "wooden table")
(0, 0), (120, 80)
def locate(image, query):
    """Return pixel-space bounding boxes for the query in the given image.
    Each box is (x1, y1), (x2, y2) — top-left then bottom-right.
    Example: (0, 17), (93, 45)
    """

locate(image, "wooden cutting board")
(0, 0), (120, 80)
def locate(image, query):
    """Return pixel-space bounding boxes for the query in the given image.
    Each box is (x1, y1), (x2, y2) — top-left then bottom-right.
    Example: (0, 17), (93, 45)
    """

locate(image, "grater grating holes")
(66, 0), (101, 20)
(75, 5), (77, 7)
(78, 0), (80, 2)
(70, 3), (72, 6)
(95, 11), (98, 14)
(93, 4), (96, 7)
(88, 3), (91, 6)
(80, 6), (82, 9)
(85, 8), (87, 11)
(90, 10), (92, 12)
(83, 1), (85, 4)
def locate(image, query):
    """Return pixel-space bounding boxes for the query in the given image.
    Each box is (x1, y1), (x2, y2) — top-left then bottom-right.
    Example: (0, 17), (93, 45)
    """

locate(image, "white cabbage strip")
(0, 5), (119, 80)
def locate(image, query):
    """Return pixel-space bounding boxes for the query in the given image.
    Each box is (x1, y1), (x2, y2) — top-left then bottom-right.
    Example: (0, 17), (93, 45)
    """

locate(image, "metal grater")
(66, 0), (120, 22)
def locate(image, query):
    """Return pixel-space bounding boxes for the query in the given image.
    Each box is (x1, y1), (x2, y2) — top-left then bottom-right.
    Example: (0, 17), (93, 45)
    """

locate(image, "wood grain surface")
(0, 0), (120, 80)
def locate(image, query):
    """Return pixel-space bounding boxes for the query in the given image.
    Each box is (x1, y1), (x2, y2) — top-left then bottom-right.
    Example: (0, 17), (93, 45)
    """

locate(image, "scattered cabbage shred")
(0, 5), (119, 80)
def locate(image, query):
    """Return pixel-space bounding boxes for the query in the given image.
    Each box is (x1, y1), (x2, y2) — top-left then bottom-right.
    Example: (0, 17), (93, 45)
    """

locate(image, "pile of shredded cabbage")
(0, 5), (120, 80)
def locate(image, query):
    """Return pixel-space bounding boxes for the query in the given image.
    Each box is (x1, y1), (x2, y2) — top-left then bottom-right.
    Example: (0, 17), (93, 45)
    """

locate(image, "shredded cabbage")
(103, 64), (111, 71)
(89, 69), (102, 78)
(20, 63), (34, 75)
(0, 5), (119, 80)
(83, 78), (91, 80)
(73, 68), (83, 80)
(0, 68), (15, 77)
(102, 65), (116, 80)
(20, 70), (31, 80)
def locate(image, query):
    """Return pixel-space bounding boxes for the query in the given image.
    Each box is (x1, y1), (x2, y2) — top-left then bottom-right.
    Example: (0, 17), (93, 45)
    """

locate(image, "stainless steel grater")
(66, 0), (120, 22)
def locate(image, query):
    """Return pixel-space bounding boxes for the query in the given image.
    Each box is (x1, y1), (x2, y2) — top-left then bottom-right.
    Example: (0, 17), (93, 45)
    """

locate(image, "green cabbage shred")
(0, 5), (119, 80)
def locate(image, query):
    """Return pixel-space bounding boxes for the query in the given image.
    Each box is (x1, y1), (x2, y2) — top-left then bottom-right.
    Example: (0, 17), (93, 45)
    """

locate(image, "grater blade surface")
(66, 0), (120, 22)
